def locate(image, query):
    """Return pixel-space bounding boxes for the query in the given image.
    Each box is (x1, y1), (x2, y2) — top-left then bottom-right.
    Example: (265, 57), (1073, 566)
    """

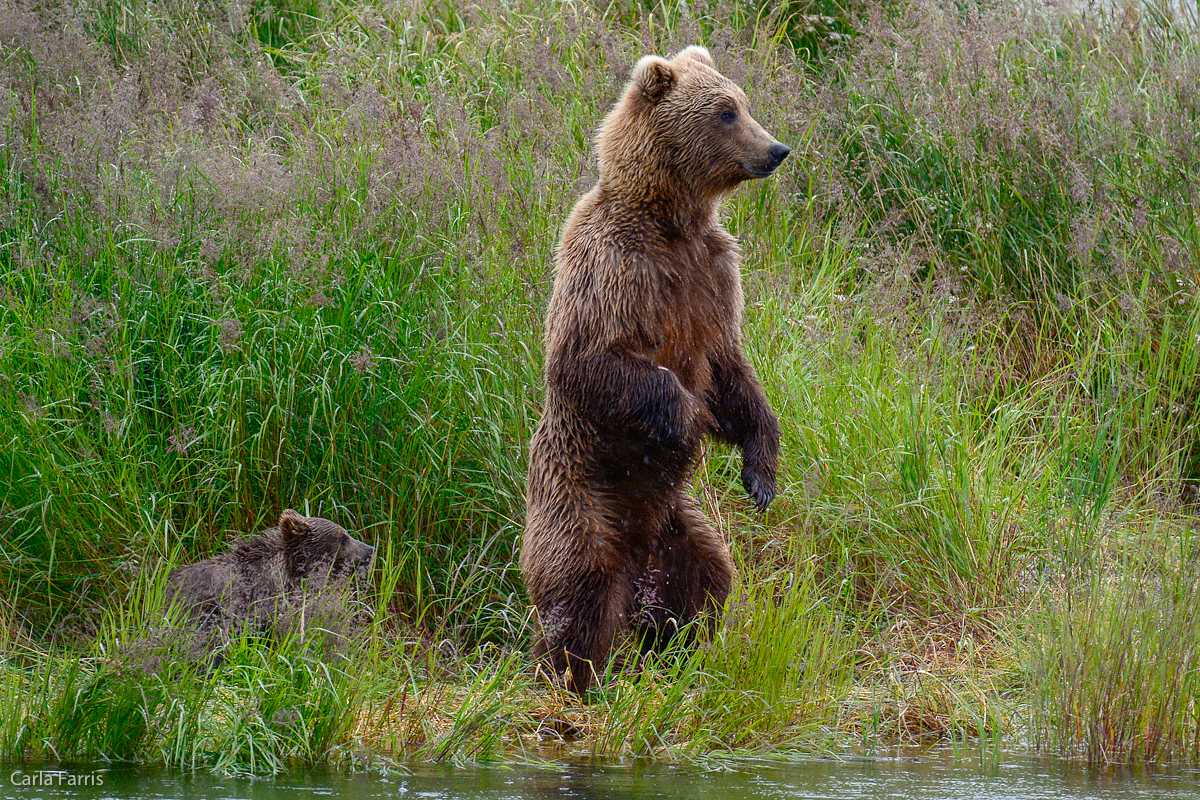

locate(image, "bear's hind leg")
(530, 563), (633, 695)
(633, 498), (733, 654)
(638, 501), (729, 657)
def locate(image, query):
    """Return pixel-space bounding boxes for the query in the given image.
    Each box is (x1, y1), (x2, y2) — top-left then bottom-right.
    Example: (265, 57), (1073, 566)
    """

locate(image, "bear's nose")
(767, 142), (790, 168)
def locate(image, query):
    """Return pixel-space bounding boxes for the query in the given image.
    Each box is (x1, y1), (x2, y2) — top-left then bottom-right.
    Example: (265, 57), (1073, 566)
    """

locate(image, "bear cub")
(522, 46), (788, 694)
(165, 510), (375, 655)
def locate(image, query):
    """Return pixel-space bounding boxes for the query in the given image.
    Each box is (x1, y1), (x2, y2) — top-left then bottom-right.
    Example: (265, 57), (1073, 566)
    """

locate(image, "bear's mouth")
(741, 161), (779, 178)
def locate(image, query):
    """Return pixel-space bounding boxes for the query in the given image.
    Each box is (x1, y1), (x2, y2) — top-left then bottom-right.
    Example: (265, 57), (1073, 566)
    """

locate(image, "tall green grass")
(581, 563), (852, 758)
(0, 552), (852, 771)
(1029, 524), (1200, 763)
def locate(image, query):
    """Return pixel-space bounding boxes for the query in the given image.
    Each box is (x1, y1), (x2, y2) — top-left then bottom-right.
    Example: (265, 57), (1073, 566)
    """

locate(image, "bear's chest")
(650, 235), (739, 390)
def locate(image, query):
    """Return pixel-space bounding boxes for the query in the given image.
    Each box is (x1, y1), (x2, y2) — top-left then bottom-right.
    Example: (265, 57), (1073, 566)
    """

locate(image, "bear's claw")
(742, 468), (776, 512)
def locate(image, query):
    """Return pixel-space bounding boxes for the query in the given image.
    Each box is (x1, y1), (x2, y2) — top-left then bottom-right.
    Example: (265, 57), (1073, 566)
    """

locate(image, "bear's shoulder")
(231, 530), (284, 569)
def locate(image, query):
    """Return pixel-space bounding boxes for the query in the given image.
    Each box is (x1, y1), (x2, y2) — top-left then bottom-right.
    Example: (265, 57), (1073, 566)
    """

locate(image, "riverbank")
(2, 0), (1198, 775)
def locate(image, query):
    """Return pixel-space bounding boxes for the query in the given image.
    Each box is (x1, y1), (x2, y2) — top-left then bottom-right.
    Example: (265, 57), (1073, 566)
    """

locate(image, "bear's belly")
(532, 431), (700, 532)
(592, 429), (697, 498)
(528, 409), (700, 520)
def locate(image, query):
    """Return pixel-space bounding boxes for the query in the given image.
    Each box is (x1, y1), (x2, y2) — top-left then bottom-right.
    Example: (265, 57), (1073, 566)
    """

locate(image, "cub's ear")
(632, 55), (675, 103)
(279, 509), (309, 541)
(675, 45), (714, 67)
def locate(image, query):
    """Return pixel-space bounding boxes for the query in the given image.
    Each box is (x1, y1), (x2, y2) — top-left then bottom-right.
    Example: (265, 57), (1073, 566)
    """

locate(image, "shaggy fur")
(522, 46), (788, 694)
(165, 510), (375, 655)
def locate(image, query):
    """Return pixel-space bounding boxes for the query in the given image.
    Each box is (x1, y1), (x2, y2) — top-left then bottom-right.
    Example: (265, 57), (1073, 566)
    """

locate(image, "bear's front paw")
(646, 406), (688, 449)
(741, 466), (776, 512)
(644, 386), (692, 449)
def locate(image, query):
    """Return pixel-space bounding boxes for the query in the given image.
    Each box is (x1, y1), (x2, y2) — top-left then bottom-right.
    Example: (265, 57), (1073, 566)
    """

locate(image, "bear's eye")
(719, 109), (737, 123)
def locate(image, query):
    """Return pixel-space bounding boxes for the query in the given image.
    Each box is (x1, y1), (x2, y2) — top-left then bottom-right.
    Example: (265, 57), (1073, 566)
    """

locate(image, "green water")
(4, 754), (1200, 799)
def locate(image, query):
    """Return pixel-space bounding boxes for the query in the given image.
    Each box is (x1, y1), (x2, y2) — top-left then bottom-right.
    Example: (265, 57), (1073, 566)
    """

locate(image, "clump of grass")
(1028, 523), (1200, 764)
(0, 560), (376, 774)
(583, 563), (852, 758)
(351, 560), (853, 763)
(844, 616), (1015, 749)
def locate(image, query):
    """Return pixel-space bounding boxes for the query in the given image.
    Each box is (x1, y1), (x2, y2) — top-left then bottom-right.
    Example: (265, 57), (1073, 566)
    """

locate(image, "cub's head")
(279, 509), (376, 584)
(596, 46), (789, 198)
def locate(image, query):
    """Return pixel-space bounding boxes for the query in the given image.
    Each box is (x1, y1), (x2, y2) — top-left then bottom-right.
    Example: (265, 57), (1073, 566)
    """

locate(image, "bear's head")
(596, 46), (789, 205)
(279, 509), (376, 585)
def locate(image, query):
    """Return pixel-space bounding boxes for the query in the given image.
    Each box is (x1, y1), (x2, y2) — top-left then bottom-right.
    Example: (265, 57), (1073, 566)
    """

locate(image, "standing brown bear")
(522, 46), (788, 694)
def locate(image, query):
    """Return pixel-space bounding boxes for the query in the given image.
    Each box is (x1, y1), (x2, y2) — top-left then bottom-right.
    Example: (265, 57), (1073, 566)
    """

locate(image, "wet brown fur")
(522, 47), (787, 694)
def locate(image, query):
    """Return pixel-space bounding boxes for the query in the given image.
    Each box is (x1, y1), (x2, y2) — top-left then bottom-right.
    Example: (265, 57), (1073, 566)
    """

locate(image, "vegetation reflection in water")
(5, 754), (1200, 800)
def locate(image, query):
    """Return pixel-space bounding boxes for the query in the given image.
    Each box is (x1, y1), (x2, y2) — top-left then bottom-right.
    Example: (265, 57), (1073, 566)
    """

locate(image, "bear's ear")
(279, 509), (309, 543)
(631, 55), (675, 103)
(675, 45), (714, 67)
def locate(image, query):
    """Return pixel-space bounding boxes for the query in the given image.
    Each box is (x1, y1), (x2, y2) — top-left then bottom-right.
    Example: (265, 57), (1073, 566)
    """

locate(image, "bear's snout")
(752, 141), (790, 177)
(740, 139), (790, 179)
(351, 541), (376, 568)
(336, 537), (376, 582)
(767, 142), (790, 169)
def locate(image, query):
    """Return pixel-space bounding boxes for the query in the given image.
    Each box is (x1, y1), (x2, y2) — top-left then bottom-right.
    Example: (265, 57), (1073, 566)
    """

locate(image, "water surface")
(5, 753), (1200, 800)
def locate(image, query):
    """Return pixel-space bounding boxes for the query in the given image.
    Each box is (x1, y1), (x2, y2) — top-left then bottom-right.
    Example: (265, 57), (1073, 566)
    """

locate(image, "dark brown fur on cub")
(522, 46), (788, 694)
(165, 510), (375, 654)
